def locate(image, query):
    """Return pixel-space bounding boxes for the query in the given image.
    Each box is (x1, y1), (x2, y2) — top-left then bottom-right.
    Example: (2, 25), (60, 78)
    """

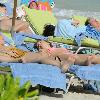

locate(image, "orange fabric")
(38, 2), (52, 12)
(0, 44), (26, 58)
(0, 35), (4, 45)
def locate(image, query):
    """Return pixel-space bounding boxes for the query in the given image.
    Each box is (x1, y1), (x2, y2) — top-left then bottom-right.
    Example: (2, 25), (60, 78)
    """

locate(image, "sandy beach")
(40, 92), (100, 100)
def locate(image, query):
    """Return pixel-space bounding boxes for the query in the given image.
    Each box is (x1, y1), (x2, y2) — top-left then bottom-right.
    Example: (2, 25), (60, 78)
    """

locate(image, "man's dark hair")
(0, 3), (6, 8)
(43, 25), (55, 37)
(28, 1), (38, 8)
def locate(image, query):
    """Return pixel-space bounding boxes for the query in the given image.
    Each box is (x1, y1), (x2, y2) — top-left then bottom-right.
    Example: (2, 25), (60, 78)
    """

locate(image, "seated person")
(28, 0), (52, 12)
(28, 0), (39, 10)
(0, 3), (32, 34)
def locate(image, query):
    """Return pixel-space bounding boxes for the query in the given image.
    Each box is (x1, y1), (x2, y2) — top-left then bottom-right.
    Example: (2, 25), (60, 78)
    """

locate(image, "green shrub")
(0, 74), (39, 100)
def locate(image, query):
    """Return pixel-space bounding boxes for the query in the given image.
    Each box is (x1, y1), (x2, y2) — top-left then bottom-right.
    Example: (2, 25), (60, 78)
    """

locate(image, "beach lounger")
(1, 62), (100, 93)
(0, 63), (68, 92)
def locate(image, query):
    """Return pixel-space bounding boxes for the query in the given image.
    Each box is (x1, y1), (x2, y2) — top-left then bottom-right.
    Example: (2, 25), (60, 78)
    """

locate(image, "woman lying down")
(0, 37), (100, 73)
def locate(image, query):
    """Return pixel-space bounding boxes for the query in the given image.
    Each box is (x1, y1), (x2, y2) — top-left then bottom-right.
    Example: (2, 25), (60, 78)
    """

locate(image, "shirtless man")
(22, 41), (100, 72)
(0, 3), (32, 33)
(1, 39), (100, 73)
(0, 38), (71, 72)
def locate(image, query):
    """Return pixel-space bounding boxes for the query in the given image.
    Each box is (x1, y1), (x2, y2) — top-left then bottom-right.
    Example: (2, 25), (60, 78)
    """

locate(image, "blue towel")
(54, 19), (86, 39)
(0, 63), (66, 91)
(0, 32), (14, 46)
(75, 24), (100, 46)
(69, 64), (100, 81)
(69, 64), (100, 93)
(20, 0), (30, 5)
(13, 32), (48, 46)
(13, 32), (48, 51)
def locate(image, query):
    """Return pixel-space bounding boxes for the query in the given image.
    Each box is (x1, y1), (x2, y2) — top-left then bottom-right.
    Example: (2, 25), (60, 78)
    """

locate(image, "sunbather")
(0, 3), (32, 33)
(1, 39), (100, 73)
(20, 40), (100, 72)
(0, 38), (72, 72)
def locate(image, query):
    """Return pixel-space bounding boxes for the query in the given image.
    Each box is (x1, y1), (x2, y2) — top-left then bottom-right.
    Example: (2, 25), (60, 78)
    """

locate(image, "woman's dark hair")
(0, 3), (6, 8)
(28, 1), (38, 8)
(85, 18), (90, 26)
(34, 40), (53, 50)
(43, 25), (55, 37)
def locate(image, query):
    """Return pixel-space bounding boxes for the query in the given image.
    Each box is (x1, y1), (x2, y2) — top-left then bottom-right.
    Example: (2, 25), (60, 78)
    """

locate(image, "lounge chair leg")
(66, 76), (75, 93)
(75, 47), (86, 54)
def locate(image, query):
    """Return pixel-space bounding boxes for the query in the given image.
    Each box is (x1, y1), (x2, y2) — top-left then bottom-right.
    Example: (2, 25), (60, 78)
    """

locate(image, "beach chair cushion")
(72, 16), (87, 26)
(23, 6), (57, 35)
(48, 36), (100, 48)
(24, 35), (100, 48)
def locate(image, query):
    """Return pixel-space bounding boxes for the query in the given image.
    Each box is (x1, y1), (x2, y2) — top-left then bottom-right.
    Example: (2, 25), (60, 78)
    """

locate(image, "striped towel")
(75, 24), (100, 46)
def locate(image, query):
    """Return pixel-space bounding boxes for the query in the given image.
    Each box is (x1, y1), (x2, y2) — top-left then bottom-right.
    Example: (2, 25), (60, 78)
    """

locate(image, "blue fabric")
(4, 3), (13, 15)
(13, 32), (48, 51)
(16, 43), (37, 51)
(0, 63), (66, 91)
(69, 64), (100, 81)
(54, 19), (86, 39)
(13, 32), (48, 46)
(20, 0), (30, 5)
(69, 64), (100, 93)
(0, 32), (14, 46)
(75, 24), (100, 46)
(87, 80), (100, 93)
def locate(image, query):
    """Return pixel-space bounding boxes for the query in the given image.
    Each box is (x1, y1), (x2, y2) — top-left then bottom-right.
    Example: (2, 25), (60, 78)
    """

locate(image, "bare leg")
(61, 56), (75, 73)
(22, 52), (61, 67)
(0, 54), (20, 62)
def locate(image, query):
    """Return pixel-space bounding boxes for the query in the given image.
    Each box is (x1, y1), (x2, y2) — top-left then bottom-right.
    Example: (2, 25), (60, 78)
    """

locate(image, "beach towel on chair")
(13, 32), (48, 51)
(0, 63), (66, 91)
